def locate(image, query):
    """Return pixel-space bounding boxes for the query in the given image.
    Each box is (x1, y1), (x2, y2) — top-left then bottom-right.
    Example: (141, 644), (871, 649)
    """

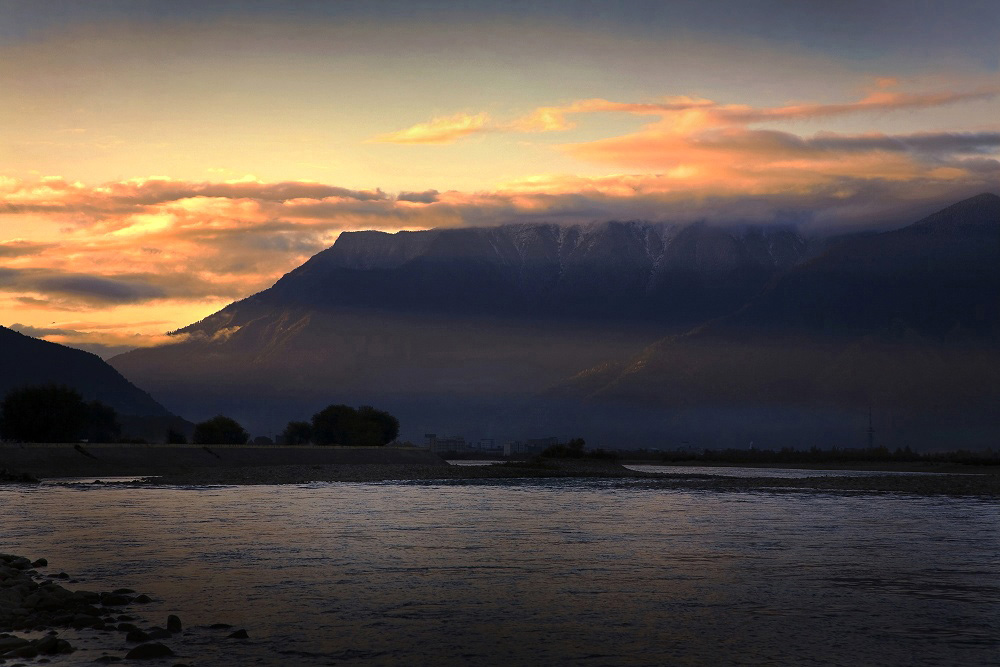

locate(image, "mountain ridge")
(108, 193), (1000, 446)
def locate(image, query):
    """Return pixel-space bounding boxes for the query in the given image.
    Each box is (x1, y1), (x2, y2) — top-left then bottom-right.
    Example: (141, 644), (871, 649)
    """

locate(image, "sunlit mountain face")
(2, 1), (998, 447)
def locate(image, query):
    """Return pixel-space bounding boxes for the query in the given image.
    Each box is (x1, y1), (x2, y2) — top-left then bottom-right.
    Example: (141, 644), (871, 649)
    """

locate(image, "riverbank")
(3, 444), (999, 496)
(622, 459), (1000, 475)
(0, 552), (236, 663)
(132, 459), (1000, 497)
(0, 443), (445, 478)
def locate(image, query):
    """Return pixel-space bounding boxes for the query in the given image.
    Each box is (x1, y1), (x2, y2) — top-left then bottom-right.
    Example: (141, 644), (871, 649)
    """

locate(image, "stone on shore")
(124, 642), (175, 659)
(166, 614), (182, 632)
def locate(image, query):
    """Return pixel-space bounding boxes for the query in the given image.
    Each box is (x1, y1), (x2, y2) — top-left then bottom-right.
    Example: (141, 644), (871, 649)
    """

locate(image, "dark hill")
(0, 326), (190, 441)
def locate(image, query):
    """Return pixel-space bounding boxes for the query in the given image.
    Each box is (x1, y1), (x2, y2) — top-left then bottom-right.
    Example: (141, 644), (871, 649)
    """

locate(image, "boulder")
(124, 642), (175, 659)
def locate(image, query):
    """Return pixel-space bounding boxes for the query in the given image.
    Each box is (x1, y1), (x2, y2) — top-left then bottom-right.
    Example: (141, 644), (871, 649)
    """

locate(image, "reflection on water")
(1, 479), (998, 666)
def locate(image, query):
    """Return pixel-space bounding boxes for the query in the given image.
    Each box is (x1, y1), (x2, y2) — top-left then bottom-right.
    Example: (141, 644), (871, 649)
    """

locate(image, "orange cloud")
(371, 112), (491, 144)
(373, 87), (998, 146)
(716, 88), (999, 124)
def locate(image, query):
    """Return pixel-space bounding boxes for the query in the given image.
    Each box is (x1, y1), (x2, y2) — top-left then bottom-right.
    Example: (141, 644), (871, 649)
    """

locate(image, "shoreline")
(98, 460), (1000, 497)
(0, 553), (249, 663)
(2, 444), (998, 496)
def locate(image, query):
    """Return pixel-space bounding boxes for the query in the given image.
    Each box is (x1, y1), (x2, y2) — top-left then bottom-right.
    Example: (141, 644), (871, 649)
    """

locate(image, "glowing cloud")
(372, 112), (491, 144)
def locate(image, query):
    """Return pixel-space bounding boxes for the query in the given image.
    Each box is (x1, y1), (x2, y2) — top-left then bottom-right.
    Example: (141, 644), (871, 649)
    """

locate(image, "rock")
(227, 629), (249, 639)
(131, 594), (152, 604)
(6, 643), (39, 658)
(146, 629), (171, 640)
(32, 635), (64, 655)
(31, 558), (48, 568)
(100, 593), (132, 606)
(124, 642), (175, 659)
(118, 623), (139, 632)
(125, 629), (151, 643)
(208, 623), (231, 629)
(166, 615), (182, 632)
(0, 637), (30, 652)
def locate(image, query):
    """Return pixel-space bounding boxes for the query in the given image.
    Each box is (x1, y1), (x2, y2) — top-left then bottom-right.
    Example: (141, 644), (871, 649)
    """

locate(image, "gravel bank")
(140, 459), (1000, 497)
(0, 443), (445, 479)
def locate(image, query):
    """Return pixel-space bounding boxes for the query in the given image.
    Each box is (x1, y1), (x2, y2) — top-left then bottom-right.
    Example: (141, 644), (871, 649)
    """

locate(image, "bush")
(192, 415), (249, 445)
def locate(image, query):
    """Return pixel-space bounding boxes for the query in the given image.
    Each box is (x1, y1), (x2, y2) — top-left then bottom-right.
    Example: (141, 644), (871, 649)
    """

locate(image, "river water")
(2, 478), (998, 666)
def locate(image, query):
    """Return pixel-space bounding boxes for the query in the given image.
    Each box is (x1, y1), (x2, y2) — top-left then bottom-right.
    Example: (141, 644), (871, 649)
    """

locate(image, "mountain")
(109, 195), (1000, 448)
(555, 193), (1000, 449)
(109, 221), (809, 439)
(0, 325), (190, 441)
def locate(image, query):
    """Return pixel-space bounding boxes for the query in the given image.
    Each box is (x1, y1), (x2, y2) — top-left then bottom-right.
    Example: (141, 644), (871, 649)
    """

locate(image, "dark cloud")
(0, 268), (226, 304)
(0, 241), (57, 257)
(807, 131), (1000, 154)
(8, 323), (81, 338)
(34, 275), (167, 304)
(397, 189), (440, 203)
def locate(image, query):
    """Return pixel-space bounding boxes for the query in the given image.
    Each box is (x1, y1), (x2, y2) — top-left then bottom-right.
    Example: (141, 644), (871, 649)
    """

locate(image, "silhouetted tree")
(166, 428), (187, 444)
(542, 437), (586, 459)
(356, 405), (400, 445)
(310, 404), (400, 446)
(281, 420), (312, 445)
(311, 405), (358, 446)
(0, 385), (119, 443)
(192, 415), (249, 445)
(82, 400), (121, 443)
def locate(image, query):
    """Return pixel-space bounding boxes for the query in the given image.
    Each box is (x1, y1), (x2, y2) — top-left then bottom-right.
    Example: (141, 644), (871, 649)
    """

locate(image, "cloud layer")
(3, 84), (998, 354)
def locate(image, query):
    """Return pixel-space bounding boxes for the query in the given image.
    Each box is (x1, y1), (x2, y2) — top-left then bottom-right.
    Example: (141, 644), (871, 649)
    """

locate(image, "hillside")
(555, 194), (1000, 448)
(0, 326), (190, 441)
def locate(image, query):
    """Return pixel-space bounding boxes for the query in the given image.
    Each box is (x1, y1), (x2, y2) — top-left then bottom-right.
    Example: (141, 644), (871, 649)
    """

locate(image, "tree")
(0, 385), (119, 443)
(541, 437), (586, 459)
(281, 420), (312, 445)
(310, 404), (358, 446)
(82, 400), (121, 443)
(166, 428), (188, 444)
(356, 406), (400, 445)
(192, 415), (249, 445)
(309, 404), (400, 446)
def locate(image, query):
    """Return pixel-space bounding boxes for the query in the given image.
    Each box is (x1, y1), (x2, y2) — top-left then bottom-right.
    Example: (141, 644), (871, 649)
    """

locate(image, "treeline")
(0, 385), (120, 443)
(281, 405), (399, 446)
(540, 438), (618, 461)
(0, 384), (399, 447)
(155, 404), (401, 446)
(641, 446), (1000, 466)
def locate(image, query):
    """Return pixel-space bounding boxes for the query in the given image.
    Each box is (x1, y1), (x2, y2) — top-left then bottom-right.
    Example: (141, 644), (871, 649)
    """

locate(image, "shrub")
(192, 415), (249, 445)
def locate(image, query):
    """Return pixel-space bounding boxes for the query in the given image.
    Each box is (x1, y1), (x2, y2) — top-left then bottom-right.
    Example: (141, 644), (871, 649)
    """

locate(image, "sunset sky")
(2, 0), (999, 356)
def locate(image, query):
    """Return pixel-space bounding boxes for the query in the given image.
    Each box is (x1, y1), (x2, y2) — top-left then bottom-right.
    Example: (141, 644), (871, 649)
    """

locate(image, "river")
(2, 477), (998, 665)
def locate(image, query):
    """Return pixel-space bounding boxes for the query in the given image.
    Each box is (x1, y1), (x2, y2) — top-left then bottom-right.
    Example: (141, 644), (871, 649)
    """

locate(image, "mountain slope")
(0, 325), (174, 416)
(0, 325), (191, 441)
(555, 194), (1000, 448)
(109, 220), (809, 437)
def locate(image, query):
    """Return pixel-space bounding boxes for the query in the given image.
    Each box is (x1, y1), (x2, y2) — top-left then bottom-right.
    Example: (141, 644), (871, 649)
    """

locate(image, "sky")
(2, 0), (999, 356)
